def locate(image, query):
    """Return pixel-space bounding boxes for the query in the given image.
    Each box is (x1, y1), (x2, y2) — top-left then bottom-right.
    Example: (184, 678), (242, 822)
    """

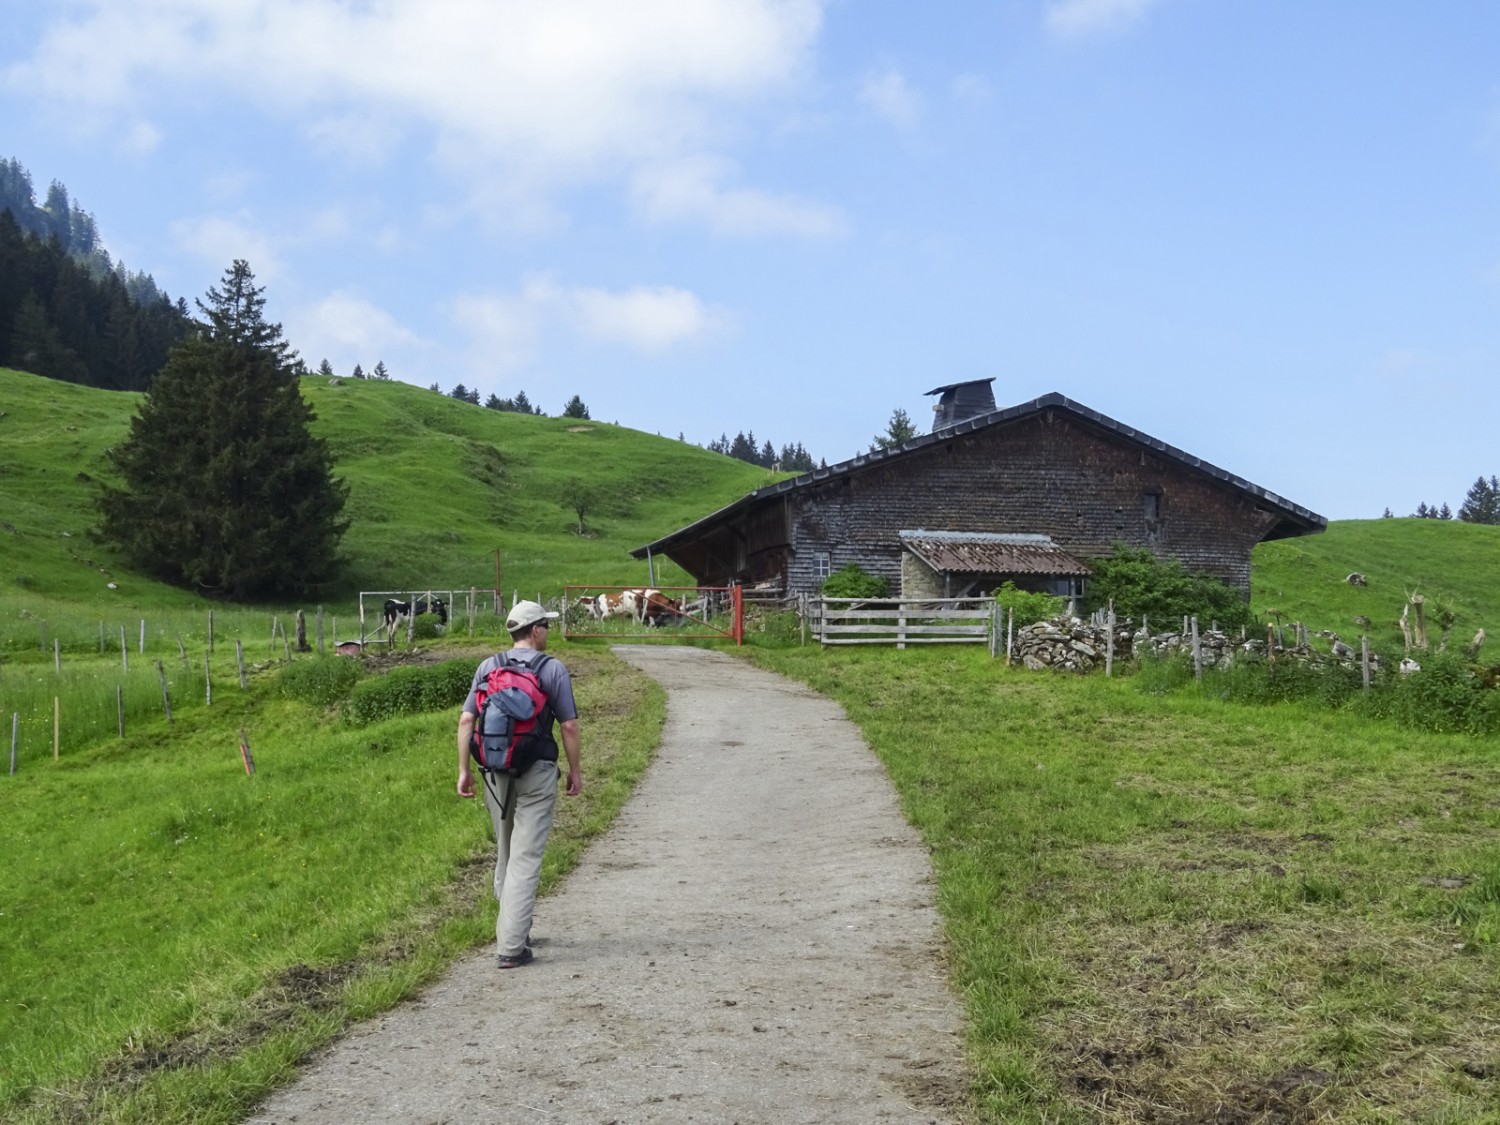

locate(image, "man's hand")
(457, 766), (476, 799)
(565, 767), (582, 797)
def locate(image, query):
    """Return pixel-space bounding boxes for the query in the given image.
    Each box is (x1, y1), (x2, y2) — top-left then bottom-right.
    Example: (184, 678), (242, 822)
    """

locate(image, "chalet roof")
(899, 531), (1091, 577)
(631, 391), (1327, 558)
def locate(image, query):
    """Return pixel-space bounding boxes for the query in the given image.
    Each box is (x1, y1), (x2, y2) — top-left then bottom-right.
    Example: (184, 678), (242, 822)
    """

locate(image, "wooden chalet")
(632, 387), (1326, 600)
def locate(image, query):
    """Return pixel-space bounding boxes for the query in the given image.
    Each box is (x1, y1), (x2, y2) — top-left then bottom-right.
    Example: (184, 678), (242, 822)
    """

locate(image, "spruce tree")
(1458, 476), (1500, 525)
(871, 407), (918, 451)
(96, 260), (348, 598)
(351, 363), (365, 379)
(317, 358), (334, 376)
(449, 382), (469, 400)
(372, 360), (389, 380)
(562, 394), (590, 419)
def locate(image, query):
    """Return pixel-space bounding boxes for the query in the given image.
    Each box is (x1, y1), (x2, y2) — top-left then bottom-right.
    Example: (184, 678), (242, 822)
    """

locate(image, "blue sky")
(4, 1), (1498, 521)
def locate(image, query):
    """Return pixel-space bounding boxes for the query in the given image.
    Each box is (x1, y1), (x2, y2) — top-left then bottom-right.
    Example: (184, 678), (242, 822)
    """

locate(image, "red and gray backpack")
(471, 653), (555, 814)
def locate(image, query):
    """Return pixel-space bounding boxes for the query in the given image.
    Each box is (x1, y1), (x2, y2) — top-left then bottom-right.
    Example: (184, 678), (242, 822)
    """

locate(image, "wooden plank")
(822, 608), (993, 621)
(820, 624), (990, 636)
(821, 636), (989, 645)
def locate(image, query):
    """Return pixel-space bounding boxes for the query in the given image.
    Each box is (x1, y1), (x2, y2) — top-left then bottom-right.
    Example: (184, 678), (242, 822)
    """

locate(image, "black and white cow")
(383, 595), (448, 634)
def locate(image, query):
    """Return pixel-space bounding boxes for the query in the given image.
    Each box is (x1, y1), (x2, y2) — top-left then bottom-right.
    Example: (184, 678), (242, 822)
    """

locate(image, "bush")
(993, 581), (1065, 627)
(1368, 650), (1500, 736)
(819, 565), (888, 599)
(277, 657), (364, 706)
(343, 658), (475, 726)
(1087, 544), (1255, 631)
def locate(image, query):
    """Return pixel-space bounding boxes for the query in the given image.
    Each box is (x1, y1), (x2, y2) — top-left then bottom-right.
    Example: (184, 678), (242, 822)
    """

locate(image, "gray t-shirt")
(462, 649), (577, 723)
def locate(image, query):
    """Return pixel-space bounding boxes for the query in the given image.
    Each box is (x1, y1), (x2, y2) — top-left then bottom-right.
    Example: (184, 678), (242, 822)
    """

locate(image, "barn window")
(814, 551), (831, 579)
(1143, 491), (1162, 520)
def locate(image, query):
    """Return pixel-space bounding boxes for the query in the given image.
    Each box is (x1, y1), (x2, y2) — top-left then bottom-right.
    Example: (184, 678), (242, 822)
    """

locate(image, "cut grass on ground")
(745, 644), (1500, 1125)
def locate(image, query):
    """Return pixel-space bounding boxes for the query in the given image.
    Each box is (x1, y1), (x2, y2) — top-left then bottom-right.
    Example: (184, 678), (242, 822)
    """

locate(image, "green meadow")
(3, 364), (1498, 1123)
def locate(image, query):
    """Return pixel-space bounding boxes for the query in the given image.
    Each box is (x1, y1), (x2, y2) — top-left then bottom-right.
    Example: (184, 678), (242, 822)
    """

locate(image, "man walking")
(457, 600), (581, 968)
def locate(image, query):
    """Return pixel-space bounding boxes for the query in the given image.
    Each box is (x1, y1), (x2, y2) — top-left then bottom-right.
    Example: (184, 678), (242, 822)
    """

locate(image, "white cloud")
(1045, 0), (1161, 38)
(570, 285), (725, 352)
(452, 275), (727, 373)
(6, 0), (834, 233)
(860, 68), (922, 129)
(291, 292), (424, 364)
(632, 157), (848, 237)
(170, 215), (282, 279)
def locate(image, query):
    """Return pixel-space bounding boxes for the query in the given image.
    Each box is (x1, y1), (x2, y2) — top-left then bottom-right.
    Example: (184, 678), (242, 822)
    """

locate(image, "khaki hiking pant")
(480, 760), (559, 959)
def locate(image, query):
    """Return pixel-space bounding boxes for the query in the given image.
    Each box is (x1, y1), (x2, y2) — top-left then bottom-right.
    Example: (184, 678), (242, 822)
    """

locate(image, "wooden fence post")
(205, 654), (212, 706)
(236, 640), (247, 689)
(1007, 608), (1014, 664)
(239, 728), (256, 776)
(1191, 616), (1202, 681)
(176, 634), (187, 667)
(317, 606), (325, 655)
(120, 625), (128, 673)
(117, 685), (124, 737)
(99, 620), (105, 654)
(270, 616), (279, 656)
(1106, 603), (1115, 678)
(296, 609), (308, 653)
(54, 638), (60, 673)
(1361, 636), (1371, 692)
(156, 660), (172, 723)
(9, 712), (16, 775)
(139, 618), (146, 654)
(53, 697), (59, 760)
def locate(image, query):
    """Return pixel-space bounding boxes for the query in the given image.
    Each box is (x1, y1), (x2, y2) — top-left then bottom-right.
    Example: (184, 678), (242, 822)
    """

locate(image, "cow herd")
(376, 589), (689, 638)
(574, 588), (684, 628)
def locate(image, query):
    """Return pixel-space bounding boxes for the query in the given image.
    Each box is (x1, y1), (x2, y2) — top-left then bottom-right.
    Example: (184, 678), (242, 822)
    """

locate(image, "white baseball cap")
(507, 600), (560, 631)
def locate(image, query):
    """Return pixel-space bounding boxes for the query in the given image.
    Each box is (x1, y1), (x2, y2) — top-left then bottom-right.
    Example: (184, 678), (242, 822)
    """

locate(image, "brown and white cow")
(580, 589), (681, 627)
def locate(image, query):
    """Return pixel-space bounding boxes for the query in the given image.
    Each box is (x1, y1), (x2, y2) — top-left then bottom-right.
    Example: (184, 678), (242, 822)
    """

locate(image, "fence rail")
(810, 597), (997, 648)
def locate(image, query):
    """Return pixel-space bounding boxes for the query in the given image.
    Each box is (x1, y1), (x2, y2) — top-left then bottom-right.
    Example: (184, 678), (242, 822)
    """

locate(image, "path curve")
(250, 646), (968, 1124)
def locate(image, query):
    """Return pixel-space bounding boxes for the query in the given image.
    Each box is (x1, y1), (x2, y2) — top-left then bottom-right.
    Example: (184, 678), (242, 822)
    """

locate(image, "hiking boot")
(497, 947), (534, 969)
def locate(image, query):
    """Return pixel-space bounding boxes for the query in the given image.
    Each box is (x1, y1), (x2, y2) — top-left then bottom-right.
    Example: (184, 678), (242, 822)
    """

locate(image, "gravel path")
(249, 646), (969, 1124)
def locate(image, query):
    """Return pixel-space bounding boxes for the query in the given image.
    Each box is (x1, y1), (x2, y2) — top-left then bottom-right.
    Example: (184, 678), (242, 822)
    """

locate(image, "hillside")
(0, 366), (774, 616)
(3, 363), (1495, 651)
(1252, 518), (1500, 651)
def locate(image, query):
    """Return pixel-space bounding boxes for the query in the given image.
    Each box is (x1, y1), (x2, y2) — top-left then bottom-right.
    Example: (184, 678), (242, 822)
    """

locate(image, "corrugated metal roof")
(899, 530), (1091, 577)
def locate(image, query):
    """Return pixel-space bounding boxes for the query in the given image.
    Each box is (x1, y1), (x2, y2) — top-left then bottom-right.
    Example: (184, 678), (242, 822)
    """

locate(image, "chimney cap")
(924, 377), (996, 396)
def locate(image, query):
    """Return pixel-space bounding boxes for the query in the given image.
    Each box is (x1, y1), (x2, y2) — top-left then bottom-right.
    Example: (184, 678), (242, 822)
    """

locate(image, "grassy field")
(1253, 519), (1500, 652)
(0, 365), (773, 623)
(746, 643), (1500, 1124)
(0, 643), (664, 1124)
(6, 363), (1500, 1123)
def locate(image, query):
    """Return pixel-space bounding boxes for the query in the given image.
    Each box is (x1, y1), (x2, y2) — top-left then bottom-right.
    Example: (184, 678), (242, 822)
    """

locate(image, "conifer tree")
(351, 363), (365, 379)
(562, 394), (590, 419)
(871, 407), (918, 451)
(96, 260), (348, 598)
(1458, 476), (1500, 525)
(372, 360), (389, 380)
(449, 382), (469, 400)
(513, 389), (534, 414)
(317, 358), (334, 376)
(485, 393), (505, 410)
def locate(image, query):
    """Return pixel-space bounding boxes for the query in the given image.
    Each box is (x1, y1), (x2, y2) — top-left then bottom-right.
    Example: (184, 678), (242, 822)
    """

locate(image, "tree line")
(0, 208), (193, 391)
(1384, 476), (1500, 524)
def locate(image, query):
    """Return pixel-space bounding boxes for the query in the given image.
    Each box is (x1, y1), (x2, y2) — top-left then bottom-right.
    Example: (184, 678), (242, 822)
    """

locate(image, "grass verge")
(1, 643), (662, 1124)
(744, 643), (1500, 1125)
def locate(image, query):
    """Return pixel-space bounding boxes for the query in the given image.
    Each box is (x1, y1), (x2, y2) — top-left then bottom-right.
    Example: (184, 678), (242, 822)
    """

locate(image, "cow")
(383, 595), (449, 634)
(579, 589), (682, 627)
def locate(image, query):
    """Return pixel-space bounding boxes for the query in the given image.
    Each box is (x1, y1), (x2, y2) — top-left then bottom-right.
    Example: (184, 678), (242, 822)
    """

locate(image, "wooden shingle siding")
(784, 412), (1277, 597)
(633, 393), (1324, 598)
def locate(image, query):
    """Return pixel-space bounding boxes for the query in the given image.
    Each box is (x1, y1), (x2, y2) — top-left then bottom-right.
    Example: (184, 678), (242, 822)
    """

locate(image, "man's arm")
(559, 718), (581, 796)
(456, 711), (476, 798)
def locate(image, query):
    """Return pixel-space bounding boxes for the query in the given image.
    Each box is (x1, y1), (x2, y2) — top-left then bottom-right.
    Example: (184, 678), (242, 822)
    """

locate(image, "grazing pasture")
(747, 644), (1500, 1124)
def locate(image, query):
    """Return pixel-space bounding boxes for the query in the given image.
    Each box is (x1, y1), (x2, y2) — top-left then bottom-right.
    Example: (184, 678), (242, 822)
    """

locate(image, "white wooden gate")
(811, 597), (996, 649)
